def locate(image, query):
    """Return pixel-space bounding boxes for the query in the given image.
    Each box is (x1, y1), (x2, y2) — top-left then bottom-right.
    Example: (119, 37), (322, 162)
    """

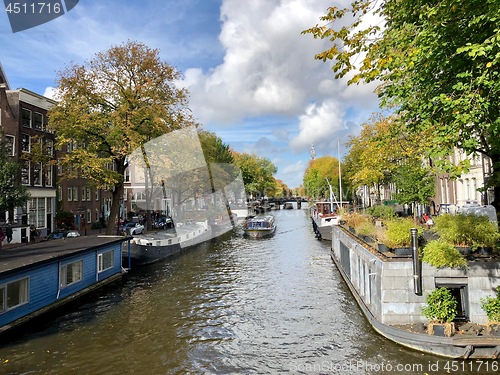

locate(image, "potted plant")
(481, 286), (500, 336)
(343, 212), (369, 233)
(433, 214), (475, 254)
(421, 240), (468, 269)
(471, 217), (500, 255)
(385, 218), (422, 255)
(421, 287), (458, 336)
(356, 221), (377, 243)
(375, 229), (390, 252)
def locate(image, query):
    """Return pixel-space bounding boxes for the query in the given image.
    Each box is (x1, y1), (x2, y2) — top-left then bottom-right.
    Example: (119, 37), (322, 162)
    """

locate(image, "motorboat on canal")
(243, 215), (276, 238)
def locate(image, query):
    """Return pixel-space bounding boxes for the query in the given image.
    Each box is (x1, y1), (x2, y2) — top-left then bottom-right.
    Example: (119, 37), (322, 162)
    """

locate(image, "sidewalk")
(0, 228), (118, 251)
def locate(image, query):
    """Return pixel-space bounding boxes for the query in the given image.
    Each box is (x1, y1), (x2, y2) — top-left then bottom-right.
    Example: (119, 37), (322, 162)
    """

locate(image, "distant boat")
(243, 215), (276, 238)
(283, 202), (294, 209)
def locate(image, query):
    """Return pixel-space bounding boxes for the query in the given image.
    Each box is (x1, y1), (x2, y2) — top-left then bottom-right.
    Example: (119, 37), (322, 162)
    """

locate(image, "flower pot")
(479, 246), (493, 256)
(487, 324), (500, 336)
(377, 243), (390, 253)
(455, 246), (472, 255)
(432, 324), (445, 336)
(428, 322), (454, 337)
(394, 247), (412, 256)
(361, 235), (374, 243)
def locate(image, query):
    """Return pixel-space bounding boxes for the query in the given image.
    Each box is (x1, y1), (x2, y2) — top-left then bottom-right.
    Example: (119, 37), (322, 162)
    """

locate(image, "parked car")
(43, 230), (66, 241)
(121, 222), (145, 235)
(66, 231), (81, 238)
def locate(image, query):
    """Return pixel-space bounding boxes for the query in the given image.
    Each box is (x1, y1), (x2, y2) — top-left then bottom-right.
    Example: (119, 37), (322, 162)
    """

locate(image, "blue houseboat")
(0, 236), (128, 334)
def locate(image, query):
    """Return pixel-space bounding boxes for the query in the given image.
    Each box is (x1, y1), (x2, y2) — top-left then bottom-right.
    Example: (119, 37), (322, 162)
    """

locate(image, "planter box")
(394, 247), (412, 256)
(455, 246), (472, 255)
(377, 243), (390, 253)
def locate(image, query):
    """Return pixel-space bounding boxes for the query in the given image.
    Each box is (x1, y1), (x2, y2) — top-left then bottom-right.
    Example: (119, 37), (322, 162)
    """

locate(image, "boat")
(283, 202), (294, 209)
(243, 215), (276, 238)
(124, 221), (213, 266)
(310, 201), (340, 241)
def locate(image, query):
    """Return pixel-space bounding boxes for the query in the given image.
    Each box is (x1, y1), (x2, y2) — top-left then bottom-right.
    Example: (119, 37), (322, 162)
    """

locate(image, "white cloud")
(43, 86), (58, 100)
(181, 0), (338, 125)
(289, 99), (346, 153)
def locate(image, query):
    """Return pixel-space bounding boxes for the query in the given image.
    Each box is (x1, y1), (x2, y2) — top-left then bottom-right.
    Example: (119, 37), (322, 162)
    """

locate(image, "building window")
(21, 134), (30, 152)
(60, 260), (83, 288)
(87, 209), (91, 223)
(45, 165), (53, 187)
(86, 187), (91, 201)
(21, 161), (30, 185)
(5, 135), (14, 156)
(46, 140), (53, 157)
(72, 187), (78, 201)
(67, 187), (73, 201)
(0, 277), (29, 313)
(82, 187), (86, 201)
(98, 250), (114, 272)
(37, 198), (45, 227)
(22, 108), (32, 128)
(58, 186), (63, 201)
(34, 112), (43, 130)
(33, 163), (42, 186)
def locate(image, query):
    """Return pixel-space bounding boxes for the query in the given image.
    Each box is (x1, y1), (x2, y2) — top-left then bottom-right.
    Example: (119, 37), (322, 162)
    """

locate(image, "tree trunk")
(489, 153), (500, 222)
(107, 182), (124, 235)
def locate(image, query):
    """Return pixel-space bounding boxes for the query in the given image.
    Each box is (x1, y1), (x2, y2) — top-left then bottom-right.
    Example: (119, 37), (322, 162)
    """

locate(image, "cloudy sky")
(0, 0), (380, 188)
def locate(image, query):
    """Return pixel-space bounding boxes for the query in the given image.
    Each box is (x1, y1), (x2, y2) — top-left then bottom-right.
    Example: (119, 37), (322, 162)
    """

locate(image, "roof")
(0, 235), (129, 276)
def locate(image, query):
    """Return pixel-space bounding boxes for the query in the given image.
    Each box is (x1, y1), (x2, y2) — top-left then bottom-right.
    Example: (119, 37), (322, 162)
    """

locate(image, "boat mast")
(338, 139), (343, 210)
(326, 178), (339, 213)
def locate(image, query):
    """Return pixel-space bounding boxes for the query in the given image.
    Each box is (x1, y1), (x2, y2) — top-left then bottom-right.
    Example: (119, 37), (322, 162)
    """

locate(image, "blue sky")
(0, 0), (380, 188)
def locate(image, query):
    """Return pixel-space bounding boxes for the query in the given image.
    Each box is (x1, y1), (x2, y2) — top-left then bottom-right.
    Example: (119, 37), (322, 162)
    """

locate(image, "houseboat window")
(0, 277), (29, 313)
(98, 251), (114, 272)
(60, 260), (83, 288)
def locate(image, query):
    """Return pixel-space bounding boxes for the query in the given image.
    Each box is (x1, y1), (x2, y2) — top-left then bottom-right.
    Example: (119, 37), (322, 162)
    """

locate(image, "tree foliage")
(392, 162), (435, 215)
(343, 114), (430, 204)
(49, 41), (194, 234)
(304, 0), (500, 212)
(232, 152), (277, 197)
(303, 156), (341, 200)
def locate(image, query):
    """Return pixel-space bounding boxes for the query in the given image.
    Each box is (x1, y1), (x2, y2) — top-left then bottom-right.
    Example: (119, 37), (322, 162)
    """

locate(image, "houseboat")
(310, 201), (340, 241)
(330, 225), (500, 358)
(0, 236), (128, 335)
(243, 215), (276, 238)
(124, 221), (213, 266)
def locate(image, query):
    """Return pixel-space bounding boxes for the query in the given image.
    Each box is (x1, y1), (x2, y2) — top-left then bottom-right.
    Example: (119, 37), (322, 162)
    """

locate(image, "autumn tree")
(49, 41), (194, 234)
(232, 152), (277, 197)
(343, 114), (430, 205)
(303, 156), (341, 201)
(304, 0), (500, 214)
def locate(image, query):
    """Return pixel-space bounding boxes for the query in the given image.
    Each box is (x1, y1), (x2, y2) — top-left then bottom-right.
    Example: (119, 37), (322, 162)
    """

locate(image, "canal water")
(0, 208), (491, 374)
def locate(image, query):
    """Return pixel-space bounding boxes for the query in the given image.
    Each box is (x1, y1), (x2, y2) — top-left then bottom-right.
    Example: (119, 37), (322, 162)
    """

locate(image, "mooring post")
(411, 228), (422, 295)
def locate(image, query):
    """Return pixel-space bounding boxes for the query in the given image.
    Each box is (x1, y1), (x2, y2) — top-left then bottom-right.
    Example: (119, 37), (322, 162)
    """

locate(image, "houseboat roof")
(0, 236), (129, 276)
